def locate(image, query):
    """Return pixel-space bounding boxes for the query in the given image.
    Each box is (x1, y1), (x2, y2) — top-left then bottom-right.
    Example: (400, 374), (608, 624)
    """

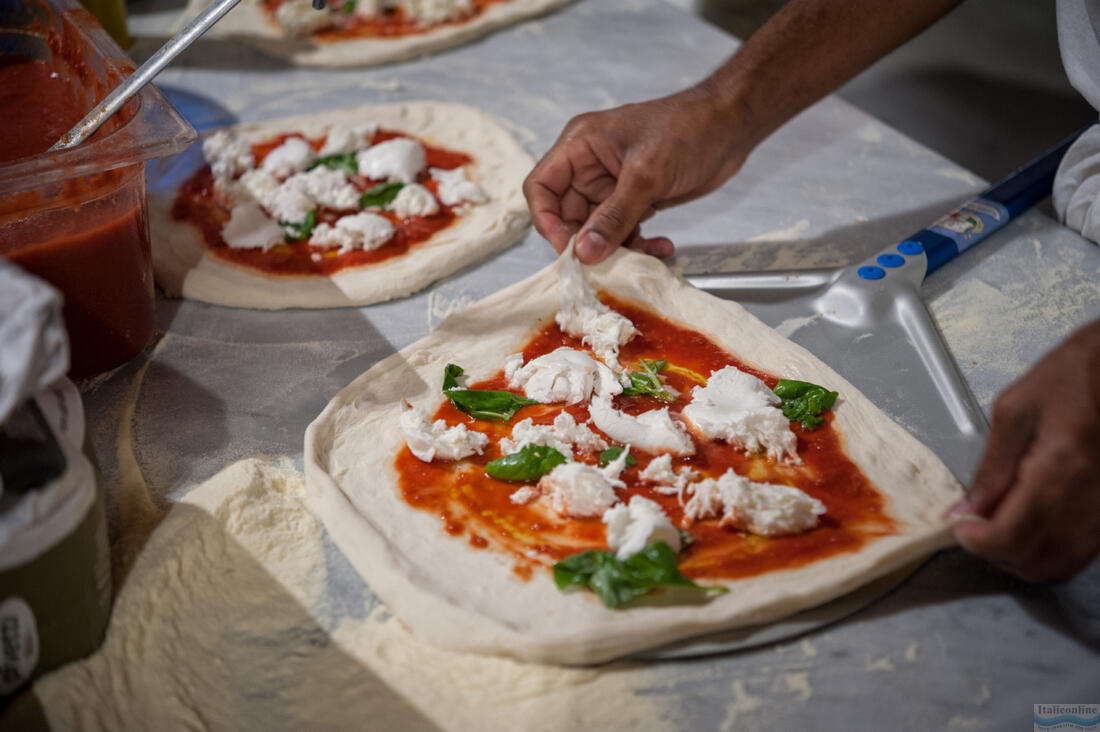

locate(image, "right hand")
(523, 84), (752, 264)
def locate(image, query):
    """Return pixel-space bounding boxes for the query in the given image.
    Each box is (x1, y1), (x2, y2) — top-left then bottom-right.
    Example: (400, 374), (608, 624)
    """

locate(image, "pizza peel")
(630, 127), (1085, 662)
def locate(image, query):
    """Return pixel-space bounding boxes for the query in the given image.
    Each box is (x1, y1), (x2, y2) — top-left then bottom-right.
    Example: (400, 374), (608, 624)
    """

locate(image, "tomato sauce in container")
(0, 0), (195, 376)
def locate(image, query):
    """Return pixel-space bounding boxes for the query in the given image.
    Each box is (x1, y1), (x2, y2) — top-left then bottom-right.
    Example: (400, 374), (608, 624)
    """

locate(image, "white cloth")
(1054, 0), (1100, 243)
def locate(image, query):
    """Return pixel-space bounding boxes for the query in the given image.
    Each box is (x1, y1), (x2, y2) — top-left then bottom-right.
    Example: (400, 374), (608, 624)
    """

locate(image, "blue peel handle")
(903, 126), (1088, 275)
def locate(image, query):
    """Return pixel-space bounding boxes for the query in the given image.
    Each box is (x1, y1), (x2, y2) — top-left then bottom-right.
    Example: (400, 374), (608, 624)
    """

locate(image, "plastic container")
(0, 0), (195, 377)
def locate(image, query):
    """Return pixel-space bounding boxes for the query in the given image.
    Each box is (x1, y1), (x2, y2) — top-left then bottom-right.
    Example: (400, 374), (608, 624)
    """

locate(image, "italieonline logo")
(1034, 705), (1100, 731)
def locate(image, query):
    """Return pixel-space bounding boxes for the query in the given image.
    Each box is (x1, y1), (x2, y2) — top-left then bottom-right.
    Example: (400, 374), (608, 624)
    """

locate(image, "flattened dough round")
(304, 248), (964, 664)
(178, 0), (572, 67)
(149, 101), (532, 310)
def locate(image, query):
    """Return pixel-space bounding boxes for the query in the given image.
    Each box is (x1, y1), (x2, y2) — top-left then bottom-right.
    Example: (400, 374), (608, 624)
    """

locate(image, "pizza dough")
(304, 247), (964, 665)
(149, 102), (532, 310)
(178, 0), (572, 66)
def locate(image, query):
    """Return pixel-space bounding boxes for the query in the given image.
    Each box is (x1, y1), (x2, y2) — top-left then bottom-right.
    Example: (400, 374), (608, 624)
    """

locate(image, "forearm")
(698, 0), (965, 155)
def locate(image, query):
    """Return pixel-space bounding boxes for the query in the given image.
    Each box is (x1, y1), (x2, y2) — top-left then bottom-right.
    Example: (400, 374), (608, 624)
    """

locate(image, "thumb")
(576, 167), (660, 263)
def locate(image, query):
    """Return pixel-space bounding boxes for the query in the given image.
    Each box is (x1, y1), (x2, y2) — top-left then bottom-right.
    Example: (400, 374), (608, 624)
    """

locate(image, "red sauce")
(262, 0), (507, 41)
(171, 128), (473, 277)
(0, 58), (84, 163)
(394, 295), (895, 582)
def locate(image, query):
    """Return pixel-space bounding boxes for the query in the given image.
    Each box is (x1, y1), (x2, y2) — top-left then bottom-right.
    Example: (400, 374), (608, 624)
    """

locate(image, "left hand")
(950, 318), (1100, 582)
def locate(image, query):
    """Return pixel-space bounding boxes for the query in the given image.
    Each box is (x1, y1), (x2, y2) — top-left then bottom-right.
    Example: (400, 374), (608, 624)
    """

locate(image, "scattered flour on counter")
(720, 680), (763, 731)
(800, 639), (818, 658)
(866, 656), (895, 672)
(781, 672), (813, 702)
(975, 682), (991, 705)
(904, 642), (919, 663)
(947, 714), (986, 729)
(775, 313), (822, 338)
(30, 457), (674, 732)
(857, 123), (882, 144)
(747, 219), (811, 243)
(935, 167), (982, 187)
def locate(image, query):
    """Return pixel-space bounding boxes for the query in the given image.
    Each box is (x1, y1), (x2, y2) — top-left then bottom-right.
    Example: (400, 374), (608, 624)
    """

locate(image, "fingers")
(523, 153), (575, 253)
(575, 160), (663, 263)
(950, 385), (1037, 518)
(623, 229), (675, 258)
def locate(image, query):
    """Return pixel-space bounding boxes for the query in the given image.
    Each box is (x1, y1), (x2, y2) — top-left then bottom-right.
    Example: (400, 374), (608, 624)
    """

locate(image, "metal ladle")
(51, 0), (326, 150)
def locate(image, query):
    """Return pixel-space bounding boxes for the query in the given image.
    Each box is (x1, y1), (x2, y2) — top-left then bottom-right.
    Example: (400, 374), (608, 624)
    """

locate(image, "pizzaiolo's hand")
(523, 84), (750, 264)
(950, 319), (1100, 582)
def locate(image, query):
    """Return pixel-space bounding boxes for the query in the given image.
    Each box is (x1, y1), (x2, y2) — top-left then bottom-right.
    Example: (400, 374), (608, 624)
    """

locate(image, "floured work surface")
(305, 248), (963, 664)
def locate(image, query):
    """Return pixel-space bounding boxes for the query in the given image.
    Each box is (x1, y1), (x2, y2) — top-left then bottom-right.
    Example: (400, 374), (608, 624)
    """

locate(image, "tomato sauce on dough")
(394, 296), (896, 582)
(262, 0), (507, 41)
(171, 129), (472, 276)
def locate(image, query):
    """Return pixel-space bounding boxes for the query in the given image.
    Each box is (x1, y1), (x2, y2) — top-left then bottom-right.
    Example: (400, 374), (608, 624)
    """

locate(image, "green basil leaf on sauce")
(281, 209), (317, 242)
(553, 541), (725, 609)
(485, 444), (567, 482)
(309, 152), (358, 175)
(621, 359), (674, 401)
(359, 182), (404, 209)
(598, 446), (637, 468)
(341, 0), (356, 13)
(441, 363), (539, 421)
(773, 379), (839, 430)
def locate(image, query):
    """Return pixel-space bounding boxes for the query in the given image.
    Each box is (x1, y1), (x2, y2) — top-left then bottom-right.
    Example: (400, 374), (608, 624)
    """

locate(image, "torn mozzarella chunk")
(398, 0), (474, 26)
(319, 123), (378, 155)
(429, 166), (488, 206)
(260, 136), (316, 179)
(390, 183), (440, 218)
(603, 495), (681, 560)
(509, 486), (539, 505)
(275, 0), (334, 36)
(356, 138), (426, 183)
(235, 169), (280, 205)
(499, 411), (608, 457)
(507, 347), (623, 405)
(538, 456), (627, 518)
(267, 184), (315, 226)
(399, 405), (489, 462)
(682, 469), (825, 536)
(221, 202), (286, 251)
(202, 130), (254, 180)
(555, 255), (637, 369)
(311, 212), (395, 253)
(681, 366), (799, 463)
(588, 394), (695, 456)
(283, 166), (360, 210)
(638, 454), (698, 497)
(353, 0), (384, 17)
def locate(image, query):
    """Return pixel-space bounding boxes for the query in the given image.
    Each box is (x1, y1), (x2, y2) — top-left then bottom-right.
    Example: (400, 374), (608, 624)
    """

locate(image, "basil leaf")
(598, 446), (636, 468)
(486, 444), (566, 482)
(773, 379), (838, 430)
(281, 210), (316, 241)
(341, 0), (355, 12)
(309, 152), (358, 175)
(621, 359), (674, 401)
(441, 363), (539, 421)
(360, 182), (404, 209)
(553, 541), (726, 609)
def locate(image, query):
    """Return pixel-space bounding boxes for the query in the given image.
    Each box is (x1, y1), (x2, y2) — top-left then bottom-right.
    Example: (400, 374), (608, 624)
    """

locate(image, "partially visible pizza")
(304, 246), (965, 664)
(180, 0), (571, 66)
(149, 102), (532, 309)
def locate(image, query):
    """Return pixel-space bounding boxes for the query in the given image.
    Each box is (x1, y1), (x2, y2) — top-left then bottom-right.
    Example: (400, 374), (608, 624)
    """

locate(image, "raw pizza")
(150, 102), (532, 309)
(304, 247), (964, 664)
(179, 0), (571, 66)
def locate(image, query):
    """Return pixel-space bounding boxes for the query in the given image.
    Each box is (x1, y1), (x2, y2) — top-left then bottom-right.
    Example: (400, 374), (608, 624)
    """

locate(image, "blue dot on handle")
(877, 254), (905, 268)
(858, 266), (886, 280)
(898, 240), (924, 255)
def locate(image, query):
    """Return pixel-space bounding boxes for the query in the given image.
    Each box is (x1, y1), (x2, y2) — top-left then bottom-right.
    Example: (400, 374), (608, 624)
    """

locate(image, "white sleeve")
(1052, 122), (1100, 245)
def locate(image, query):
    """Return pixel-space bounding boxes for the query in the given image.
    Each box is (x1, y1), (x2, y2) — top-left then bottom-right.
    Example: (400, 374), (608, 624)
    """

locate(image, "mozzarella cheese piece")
(260, 136), (317, 179)
(681, 366), (799, 463)
(499, 411), (608, 457)
(267, 184), (315, 226)
(507, 347), (623, 405)
(356, 138), (426, 183)
(390, 183), (440, 218)
(400, 405), (489, 462)
(682, 469), (825, 536)
(275, 0), (334, 37)
(202, 130), (254, 180)
(538, 452), (629, 518)
(429, 166), (488, 206)
(638, 454), (698, 497)
(555, 255), (638, 369)
(311, 212), (395, 253)
(319, 123), (378, 155)
(603, 495), (681, 560)
(235, 169), (280, 204)
(509, 486), (539, 505)
(221, 202), (285, 251)
(588, 394), (695, 456)
(283, 166), (360, 210)
(397, 0), (474, 26)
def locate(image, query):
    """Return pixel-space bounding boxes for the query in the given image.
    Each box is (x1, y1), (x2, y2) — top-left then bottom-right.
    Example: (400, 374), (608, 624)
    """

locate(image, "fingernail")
(577, 230), (609, 261)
